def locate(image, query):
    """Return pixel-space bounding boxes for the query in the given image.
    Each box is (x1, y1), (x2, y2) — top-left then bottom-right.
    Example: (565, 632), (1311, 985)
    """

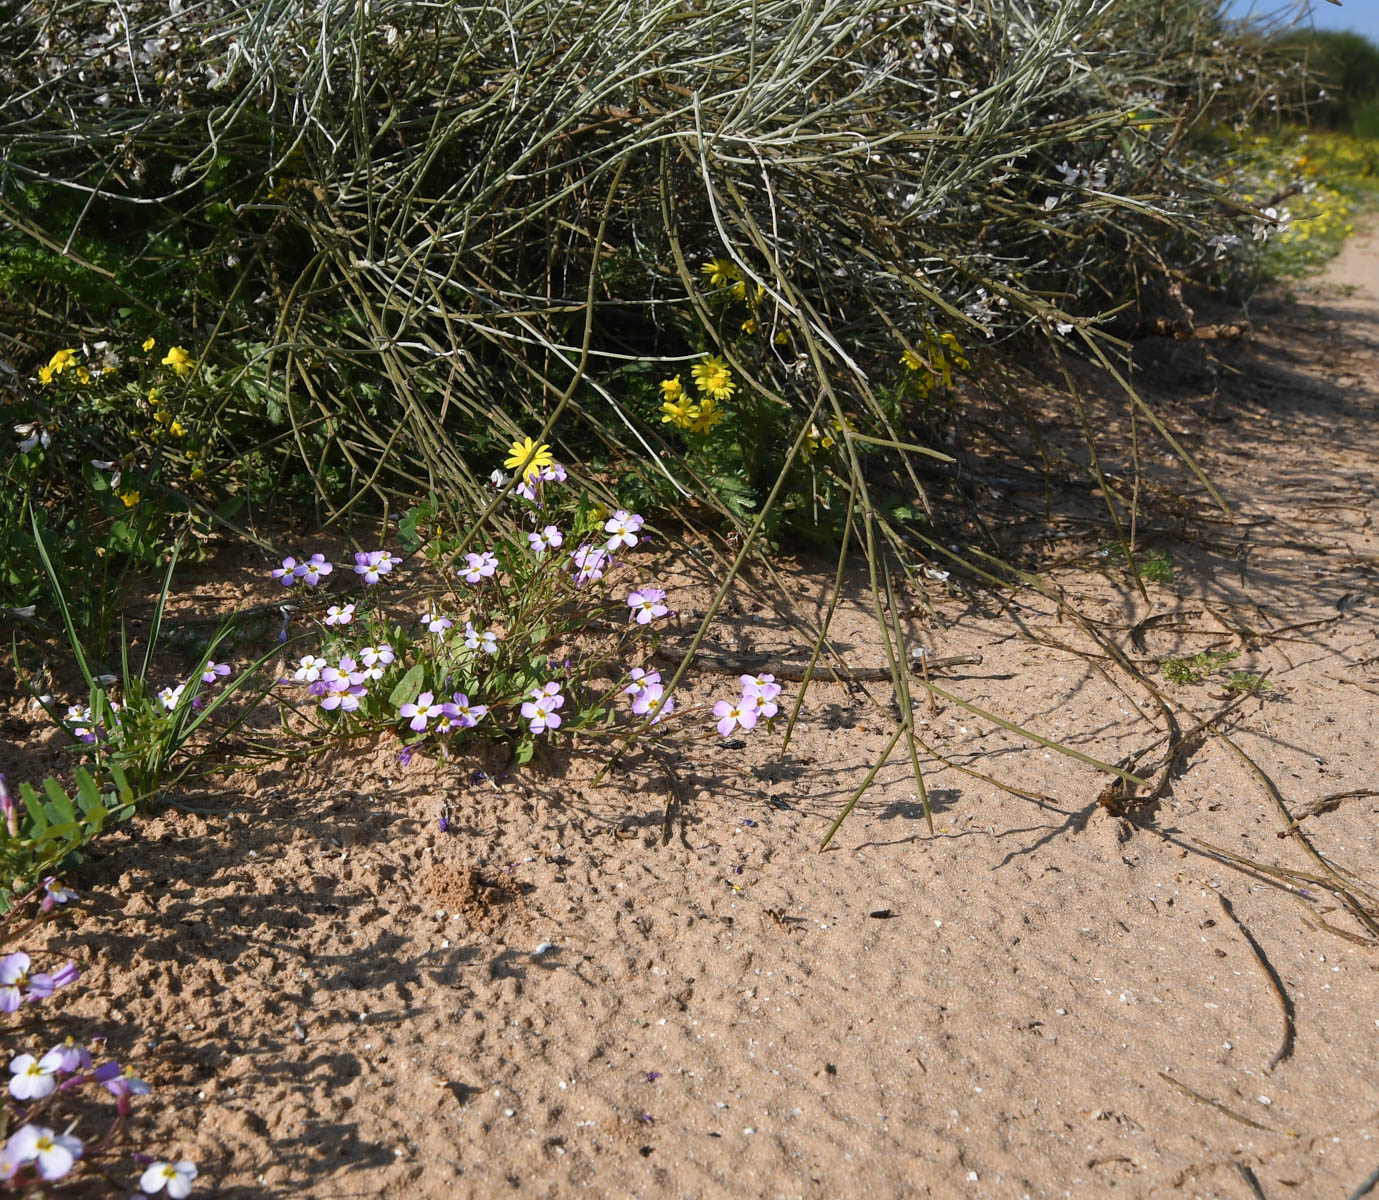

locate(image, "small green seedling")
(1160, 648), (1239, 685)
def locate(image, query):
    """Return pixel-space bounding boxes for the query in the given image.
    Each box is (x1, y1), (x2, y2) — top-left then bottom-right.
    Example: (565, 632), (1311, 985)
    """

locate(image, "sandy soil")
(9, 225), (1379, 1199)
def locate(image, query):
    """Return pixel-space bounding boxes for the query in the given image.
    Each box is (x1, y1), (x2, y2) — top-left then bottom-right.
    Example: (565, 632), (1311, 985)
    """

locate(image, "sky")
(1226, 0), (1379, 42)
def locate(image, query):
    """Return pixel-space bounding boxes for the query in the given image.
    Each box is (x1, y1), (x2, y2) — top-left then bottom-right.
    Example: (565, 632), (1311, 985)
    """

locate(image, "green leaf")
(43, 778), (76, 826)
(74, 768), (102, 814)
(513, 737), (535, 765)
(19, 783), (47, 832)
(388, 664), (425, 708)
(107, 760), (134, 806)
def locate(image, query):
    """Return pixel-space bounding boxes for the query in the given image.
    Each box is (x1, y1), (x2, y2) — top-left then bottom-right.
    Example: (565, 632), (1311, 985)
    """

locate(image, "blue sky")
(1226, 0), (1379, 41)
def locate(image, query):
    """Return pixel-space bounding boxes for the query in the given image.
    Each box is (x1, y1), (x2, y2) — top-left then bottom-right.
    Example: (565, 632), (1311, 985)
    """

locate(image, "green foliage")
(0, 767), (136, 911)
(1102, 544), (1175, 584)
(0, 0), (1297, 540)
(1160, 648), (1240, 685)
(2, 341), (216, 654)
(1211, 127), (1379, 284)
(1275, 31), (1379, 131)
(31, 521), (278, 802)
(1224, 670), (1273, 695)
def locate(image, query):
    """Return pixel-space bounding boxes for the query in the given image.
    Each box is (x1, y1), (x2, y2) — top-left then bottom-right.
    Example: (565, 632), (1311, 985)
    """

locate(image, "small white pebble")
(743, 1127), (755, 1135)
(504, 1108), (515, 1117)
(1258, 1096), (1272, 1106)
(968, 1171), (979, 1182)
(532, 941), (553, 957)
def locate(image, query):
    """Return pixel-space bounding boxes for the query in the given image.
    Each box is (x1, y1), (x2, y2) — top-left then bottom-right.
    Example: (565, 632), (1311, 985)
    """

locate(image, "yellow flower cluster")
(700, 256), (785, 343)
(36, 348), (79, 385)
(660, 355), (736, 434)
(27, 336), (210, 489)
(1214, 127), (1375, 276)
(899, 328), (970, 398)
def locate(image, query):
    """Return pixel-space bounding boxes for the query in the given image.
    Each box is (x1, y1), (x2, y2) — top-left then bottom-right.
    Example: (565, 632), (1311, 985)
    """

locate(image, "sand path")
(22, 224), (1379, 1199)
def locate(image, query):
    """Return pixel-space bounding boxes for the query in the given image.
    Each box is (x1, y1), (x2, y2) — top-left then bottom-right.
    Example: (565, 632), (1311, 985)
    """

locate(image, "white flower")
(156, 684), (186, 711)
(324, 604), (355, 627)
(140, 1160), (198, 1197)
(8, 1054), (57, 1101)
(14, 423), (51, 453)
(293, 654), (325, 683)
(6, 1125), (82, 1181)
(603, 510), (644, 552)
(463, 623), (499, 655)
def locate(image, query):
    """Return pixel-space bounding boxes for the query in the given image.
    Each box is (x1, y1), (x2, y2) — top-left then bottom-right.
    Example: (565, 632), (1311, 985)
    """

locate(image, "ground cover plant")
(263, 437), (783, 772)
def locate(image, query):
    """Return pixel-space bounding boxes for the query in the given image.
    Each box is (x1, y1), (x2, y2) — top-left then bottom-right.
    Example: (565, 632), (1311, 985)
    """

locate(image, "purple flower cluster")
(570, 542), (609, 586)
(352, 550), (397, 585)
(460, 550), (498, 584)
(272, 553), (334, 587)
(624, 669), (674, 724)
(273, 550), (398, 591)
(0, 883), (192, 1194)
(1, 1044), (158, 1185)
(563, 509), (648, 586)
(604, 509), (644, 551)
(398, 692), (489, 734)
(626, 586), (669, 625)
(713, 673), (782, 737)
(520, 682), (565, 735)
(528, 525), (563, 555)
(507, 461), (568, 503)
(294, 646), (394, 714)
(63, 705), (99, 745)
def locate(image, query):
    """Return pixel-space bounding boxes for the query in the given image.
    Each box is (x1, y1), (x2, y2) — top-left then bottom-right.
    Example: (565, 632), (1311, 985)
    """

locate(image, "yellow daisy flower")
(37, 365), (54, 386)
(660, 398), (699, 430)
(690, 354), (735, 402)
(503, 435), (554, 481)
(803, 423), (834, 460)
(48, 348), (78, 374)
(701, 257), (738, 290)
(689, 397), (725, 434)
(899, 348), (924, 372)
(142, 337), (156, 352)
(119, 490), (141, 508)
(659, 376), (684, 403)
